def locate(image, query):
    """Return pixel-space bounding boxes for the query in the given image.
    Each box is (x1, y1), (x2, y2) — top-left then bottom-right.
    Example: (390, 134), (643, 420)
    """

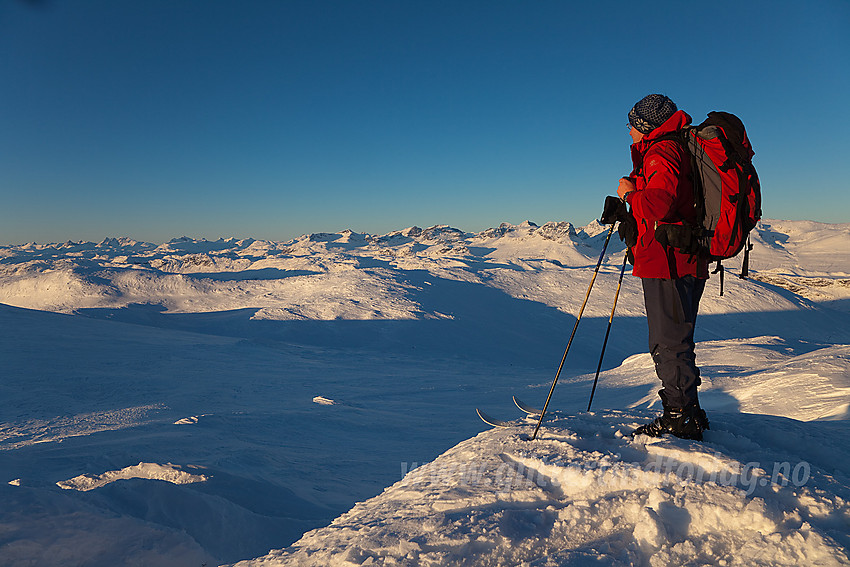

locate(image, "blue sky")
(1, 0), (848, 244)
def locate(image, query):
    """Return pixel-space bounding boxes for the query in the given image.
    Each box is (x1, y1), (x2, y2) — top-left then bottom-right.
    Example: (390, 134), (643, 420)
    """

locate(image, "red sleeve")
(630, 141), (686, 222)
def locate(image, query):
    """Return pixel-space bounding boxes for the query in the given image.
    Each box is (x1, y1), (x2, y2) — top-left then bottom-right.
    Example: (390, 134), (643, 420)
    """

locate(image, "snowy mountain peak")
(536, 220), (578, 241)
(402, 226), (423, 238)
(418, 225), (467, 242)
(579, 218), (608, 238)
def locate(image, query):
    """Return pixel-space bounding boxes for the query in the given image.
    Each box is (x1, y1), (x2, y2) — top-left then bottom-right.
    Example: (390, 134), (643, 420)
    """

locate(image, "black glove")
(600, 195), (638, 248)
(618, 214), (638, 248)
(600, 195), (627, 225)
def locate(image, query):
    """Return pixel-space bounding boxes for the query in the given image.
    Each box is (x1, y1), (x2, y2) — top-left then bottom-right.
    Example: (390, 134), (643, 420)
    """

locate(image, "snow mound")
(56, 462), (208, 492)
(236, 411), (850, 566)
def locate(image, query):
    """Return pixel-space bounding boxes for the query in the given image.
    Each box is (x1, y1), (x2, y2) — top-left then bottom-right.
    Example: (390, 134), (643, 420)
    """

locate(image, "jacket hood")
(644, 110), (692, 140)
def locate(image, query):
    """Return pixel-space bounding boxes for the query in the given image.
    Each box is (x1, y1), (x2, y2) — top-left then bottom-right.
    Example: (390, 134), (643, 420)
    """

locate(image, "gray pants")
(641, 276), (706, 408)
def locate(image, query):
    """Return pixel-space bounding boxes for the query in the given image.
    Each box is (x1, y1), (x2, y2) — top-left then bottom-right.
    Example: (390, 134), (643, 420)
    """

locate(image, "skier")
(617, 94), (710, 441)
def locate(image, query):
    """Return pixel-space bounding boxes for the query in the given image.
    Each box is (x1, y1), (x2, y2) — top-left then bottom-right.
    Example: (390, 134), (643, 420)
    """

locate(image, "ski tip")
(512, 396), (542, 416)
(476, 408), (512, 428)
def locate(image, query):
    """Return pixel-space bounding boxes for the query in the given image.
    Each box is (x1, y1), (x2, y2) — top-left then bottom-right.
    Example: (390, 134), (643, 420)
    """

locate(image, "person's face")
(629, 125), (645, 144)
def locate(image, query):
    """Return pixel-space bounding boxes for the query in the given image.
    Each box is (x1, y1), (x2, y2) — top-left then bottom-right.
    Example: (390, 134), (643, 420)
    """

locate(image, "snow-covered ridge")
(0, 221), (611, 318)
(2, 219), (848, 319)
(0, 220), (605, 269)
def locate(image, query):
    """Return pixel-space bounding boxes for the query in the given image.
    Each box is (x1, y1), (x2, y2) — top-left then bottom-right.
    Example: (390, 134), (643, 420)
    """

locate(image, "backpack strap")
(712, 260), (725, 296)
(646, 129), (707, 264)
(740, 235), (753, 280)
(716, 131), (756, 257)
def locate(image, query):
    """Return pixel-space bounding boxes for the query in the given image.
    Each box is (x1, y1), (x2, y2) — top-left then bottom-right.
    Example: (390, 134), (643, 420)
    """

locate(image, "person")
(616, 94), (710, 441)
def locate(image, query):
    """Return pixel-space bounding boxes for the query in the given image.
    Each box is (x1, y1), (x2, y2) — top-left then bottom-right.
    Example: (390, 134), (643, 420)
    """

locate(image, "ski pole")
(531, 222), (616, 440)
(587, 251), (628, 412)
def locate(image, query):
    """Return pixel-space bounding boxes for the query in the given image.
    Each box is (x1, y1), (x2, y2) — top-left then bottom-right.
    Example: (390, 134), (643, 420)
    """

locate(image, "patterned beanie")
(628, 94), (677, 134)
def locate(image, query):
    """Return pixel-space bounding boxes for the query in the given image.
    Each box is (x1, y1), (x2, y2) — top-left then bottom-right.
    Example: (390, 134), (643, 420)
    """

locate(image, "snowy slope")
(241, 412), (849, 566)
(1, 219), (849, 566)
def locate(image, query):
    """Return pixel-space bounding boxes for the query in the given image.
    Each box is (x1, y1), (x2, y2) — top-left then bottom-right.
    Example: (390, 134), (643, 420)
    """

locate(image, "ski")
(512, 396), (542, 416)
(477, 397), (547, 428)
(475, 408), (515, 428)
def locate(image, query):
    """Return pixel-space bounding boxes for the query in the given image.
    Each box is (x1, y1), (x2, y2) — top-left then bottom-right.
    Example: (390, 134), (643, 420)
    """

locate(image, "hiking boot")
(632, 403), (709, 441)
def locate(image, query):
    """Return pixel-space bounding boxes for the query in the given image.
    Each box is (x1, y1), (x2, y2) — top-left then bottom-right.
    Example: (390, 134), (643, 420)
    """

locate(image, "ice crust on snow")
(0, 404), (166, 451)
(1, 219), (849, 566)
(57, 462), (208, 491)
(174, 414), (210, 425)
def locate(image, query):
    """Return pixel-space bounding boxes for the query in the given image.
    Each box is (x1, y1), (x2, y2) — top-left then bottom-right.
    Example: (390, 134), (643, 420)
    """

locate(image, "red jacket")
(625, 110), (709, 279)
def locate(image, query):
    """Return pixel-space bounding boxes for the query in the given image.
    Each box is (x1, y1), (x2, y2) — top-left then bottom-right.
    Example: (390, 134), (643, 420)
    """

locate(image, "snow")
(243, 412), (848, 566)
(57, 462), (208, 491)
(0, 219), (848, 566)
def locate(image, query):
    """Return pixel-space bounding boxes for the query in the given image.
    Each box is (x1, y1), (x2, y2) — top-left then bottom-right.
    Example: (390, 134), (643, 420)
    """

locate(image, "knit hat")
(628, 94), (677, 134)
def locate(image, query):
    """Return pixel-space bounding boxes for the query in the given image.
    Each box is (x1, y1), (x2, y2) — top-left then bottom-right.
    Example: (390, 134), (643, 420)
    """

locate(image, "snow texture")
(57, 462), (208, 492)
(238, 412), (849, 566)
(1, 219), (848, 566)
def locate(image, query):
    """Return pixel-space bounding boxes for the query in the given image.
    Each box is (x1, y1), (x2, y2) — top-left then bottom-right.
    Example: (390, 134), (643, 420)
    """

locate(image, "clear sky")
(1, 0), (848, 244)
